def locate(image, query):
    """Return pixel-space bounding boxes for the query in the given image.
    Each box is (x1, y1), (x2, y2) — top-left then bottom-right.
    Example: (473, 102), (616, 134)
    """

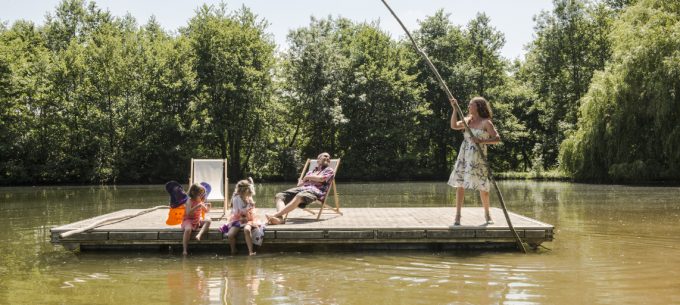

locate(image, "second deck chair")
(296, 158), (342, 220)
(190, 159), (228, 220)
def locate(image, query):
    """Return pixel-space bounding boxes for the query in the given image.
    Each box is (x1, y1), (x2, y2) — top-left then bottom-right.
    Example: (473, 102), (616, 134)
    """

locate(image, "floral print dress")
(447, 127), (491, 192)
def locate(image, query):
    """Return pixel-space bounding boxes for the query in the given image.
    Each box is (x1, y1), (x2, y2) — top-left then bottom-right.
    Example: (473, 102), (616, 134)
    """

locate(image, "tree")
(520, 0), (615, 168)
(184, 4), (275, 179)
(335, 23), (424, 179)
(114, 18), (196, 182)
(281, 17), (426, 179)
(409, 10), (520, 176)
(0, 21), (57, 184)
(463, 12), (506, 96)
(409, 10), (468, 178)
(280, 17), (349, 160)
(560, 0), (680, 181)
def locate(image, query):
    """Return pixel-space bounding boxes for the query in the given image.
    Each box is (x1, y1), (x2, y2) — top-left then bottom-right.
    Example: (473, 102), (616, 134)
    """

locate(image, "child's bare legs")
(454, 187), (464, 225)
(195, 219), (211, 241)
(182, 226), (192, 255)
(226, 226), (240, 255)
(243, 225), (255, 255)
(480, 190), (493, 224)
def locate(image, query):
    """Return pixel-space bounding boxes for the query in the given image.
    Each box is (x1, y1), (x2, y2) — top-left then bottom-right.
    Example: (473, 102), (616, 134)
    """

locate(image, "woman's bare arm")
(450, 98), (465, 130)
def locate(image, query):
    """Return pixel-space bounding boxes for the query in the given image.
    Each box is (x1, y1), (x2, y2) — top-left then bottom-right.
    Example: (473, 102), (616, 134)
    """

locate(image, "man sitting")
(266, 152), (335, 225)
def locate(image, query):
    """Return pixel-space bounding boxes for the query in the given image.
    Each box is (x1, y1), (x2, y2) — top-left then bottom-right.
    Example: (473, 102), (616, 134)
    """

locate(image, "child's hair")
(230, 178), (255, 208)
(188, 183), (206, 200)
(234, 178), (255, 195)
(470, 96), (493, 119)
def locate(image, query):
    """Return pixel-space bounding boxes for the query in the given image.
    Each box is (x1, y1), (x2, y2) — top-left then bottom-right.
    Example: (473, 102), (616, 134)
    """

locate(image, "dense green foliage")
(0, 1), (277, 184)
(184, 4), (276, 179)
(1, 0), (676, 184)
(279, 17), (426, 180)
(560, 0), (680, 181)
(518, 0), (616, 168)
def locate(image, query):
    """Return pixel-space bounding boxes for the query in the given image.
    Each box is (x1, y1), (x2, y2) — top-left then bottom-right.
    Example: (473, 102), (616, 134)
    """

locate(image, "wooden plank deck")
(50, 207), (553, 252)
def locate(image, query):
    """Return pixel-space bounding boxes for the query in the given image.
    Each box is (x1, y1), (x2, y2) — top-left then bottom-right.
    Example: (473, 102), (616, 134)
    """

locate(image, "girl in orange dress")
(181, 183), (211, 255)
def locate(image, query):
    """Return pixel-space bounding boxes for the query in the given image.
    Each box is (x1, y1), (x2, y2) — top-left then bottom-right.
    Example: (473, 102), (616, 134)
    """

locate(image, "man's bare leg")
(266, 196), (304, 225)
(275, 196), (286, 212)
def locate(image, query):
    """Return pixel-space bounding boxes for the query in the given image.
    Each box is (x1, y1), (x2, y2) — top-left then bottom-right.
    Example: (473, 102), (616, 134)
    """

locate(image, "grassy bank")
(496, 169), (570, 181)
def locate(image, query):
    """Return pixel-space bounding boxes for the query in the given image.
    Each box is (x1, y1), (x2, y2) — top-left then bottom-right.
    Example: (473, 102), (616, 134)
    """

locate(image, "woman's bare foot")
(485, 213), (494, 225)
(249, 252), (256, 256)
(195, 234), (202, 241)
(183, 251), (188, 256)
(266, 214), (284, 225)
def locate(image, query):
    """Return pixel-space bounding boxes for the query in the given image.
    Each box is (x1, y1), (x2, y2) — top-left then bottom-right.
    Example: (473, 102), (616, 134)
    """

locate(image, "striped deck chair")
(297, 158), (342, 220)
(190, 159), (228, 220)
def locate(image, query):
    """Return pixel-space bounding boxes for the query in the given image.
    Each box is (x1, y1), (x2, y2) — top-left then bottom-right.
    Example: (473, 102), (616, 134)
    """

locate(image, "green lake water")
(1, 181), (679, 304)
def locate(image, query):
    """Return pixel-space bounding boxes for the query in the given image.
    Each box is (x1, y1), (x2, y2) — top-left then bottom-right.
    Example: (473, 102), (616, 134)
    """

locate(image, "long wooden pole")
(380, 0), (526, 253)
(59, 206), (166, 238)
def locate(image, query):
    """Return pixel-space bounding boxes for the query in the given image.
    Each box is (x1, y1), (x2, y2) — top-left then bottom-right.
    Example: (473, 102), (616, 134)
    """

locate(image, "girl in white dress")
(220, 178), (263, 255)
(448, 96), (501, 225)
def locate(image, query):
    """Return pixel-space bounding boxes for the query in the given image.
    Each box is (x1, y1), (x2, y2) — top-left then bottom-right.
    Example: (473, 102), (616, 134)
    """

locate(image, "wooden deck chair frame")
(190, 158), (228, 220)
(295, 158), (342, 220)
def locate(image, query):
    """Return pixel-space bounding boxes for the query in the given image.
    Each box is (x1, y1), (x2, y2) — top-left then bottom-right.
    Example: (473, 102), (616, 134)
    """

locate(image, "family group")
(165, 96), (500, 256)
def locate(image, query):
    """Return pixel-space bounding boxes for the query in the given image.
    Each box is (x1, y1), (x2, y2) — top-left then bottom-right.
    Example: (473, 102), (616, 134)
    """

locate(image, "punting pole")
(380, 0), (527, 253)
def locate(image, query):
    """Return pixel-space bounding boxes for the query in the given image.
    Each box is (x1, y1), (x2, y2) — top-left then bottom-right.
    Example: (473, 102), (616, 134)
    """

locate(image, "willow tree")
(559, 0), (680, 181)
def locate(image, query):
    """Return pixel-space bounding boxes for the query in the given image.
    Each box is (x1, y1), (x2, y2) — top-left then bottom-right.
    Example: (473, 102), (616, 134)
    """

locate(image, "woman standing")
(448, 96), (501, 225)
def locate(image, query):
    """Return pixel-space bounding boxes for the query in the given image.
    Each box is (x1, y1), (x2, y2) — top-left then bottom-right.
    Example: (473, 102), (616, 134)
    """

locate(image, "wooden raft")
(50, 207), (553, 251)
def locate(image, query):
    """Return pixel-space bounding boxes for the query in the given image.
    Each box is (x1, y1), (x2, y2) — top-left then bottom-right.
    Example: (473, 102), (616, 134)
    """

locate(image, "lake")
(1, 181), (679, 304)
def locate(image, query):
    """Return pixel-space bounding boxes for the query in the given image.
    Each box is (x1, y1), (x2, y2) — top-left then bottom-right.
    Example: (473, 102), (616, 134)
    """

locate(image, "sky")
(1, 0), (555, 60)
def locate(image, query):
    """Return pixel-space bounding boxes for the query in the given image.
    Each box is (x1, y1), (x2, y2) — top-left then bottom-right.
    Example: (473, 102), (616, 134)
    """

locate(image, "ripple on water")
(60, 272), (111, 289)
(262, 253), (549, 303)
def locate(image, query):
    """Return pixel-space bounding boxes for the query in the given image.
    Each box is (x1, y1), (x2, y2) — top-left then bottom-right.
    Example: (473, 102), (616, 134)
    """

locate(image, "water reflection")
(167, 263), (209, 304)
(220, 259), (263, 305)
(165, 258), (266, 305)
